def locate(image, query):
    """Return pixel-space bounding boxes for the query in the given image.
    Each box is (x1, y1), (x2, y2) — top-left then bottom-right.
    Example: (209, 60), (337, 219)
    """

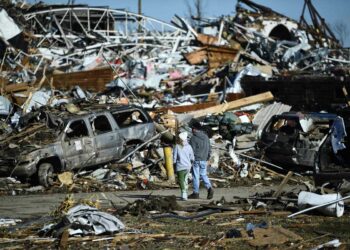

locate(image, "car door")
(90, 113), (119, 164)
(62, 118), (96, 170)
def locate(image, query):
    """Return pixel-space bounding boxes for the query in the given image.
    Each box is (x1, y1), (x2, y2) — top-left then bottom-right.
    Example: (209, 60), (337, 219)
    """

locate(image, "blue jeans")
(192, 161), (212, 193)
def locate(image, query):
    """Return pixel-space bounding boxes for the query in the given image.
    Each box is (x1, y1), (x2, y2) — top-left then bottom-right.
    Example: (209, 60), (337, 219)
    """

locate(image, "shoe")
(188, 192), (199, 199)
(181, 192), (188, 201)
(207, 188), (214, 199)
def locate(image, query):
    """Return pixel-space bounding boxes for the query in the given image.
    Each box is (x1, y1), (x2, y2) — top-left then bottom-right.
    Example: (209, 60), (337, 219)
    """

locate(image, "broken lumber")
(154, 123), (174, 142)
(249, 227), (302, 247)
(184, 45), (239, 69)
(189, 91), (274, 118)
(236, 153), (302, 177)
(260, 165), (300, 183)
(210, 210), (268, 217)
(272, 171), (294, 198)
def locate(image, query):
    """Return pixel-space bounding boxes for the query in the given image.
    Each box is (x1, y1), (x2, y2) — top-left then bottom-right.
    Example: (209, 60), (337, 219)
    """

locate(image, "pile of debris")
(1, 0), (350, 248)
(0, 0), (349, 108)
(0, 0), (348, 201)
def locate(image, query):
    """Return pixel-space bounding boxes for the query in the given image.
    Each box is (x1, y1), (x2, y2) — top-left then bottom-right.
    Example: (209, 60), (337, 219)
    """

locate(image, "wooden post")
(272, 171), (294, 198)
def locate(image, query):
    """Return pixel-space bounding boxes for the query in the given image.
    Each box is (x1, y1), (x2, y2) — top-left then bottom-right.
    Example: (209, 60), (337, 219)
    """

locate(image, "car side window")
(92, 115), (112, 135)
(112, 110), (148, 128)
(66, 120), (89, 140)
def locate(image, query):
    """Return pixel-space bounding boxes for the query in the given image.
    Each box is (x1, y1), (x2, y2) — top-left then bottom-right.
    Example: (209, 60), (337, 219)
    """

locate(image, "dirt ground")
(0, 185), (349, 249)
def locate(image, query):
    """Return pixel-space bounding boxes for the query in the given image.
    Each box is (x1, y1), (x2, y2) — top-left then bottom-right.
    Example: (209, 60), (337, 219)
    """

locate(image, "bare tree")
(333, 20), (349, 46)
(184, 0), (207, 31)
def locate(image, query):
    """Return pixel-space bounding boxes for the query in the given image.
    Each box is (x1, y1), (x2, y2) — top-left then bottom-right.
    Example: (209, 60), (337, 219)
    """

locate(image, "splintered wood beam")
(189, 91), (274, 118)
(272, 171), (294, 198)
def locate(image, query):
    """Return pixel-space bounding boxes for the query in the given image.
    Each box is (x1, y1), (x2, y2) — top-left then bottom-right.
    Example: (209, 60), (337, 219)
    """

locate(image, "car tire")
(38, 163), (54, 187)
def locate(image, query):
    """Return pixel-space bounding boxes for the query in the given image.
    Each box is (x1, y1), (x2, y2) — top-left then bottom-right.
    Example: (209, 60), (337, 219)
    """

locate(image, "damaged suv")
(258, 112), (347, 169)
(0, 105), (155, 186)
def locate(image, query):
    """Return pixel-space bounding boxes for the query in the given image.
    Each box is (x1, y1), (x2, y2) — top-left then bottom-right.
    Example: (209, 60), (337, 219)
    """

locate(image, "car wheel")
(38, 163), (54, 187)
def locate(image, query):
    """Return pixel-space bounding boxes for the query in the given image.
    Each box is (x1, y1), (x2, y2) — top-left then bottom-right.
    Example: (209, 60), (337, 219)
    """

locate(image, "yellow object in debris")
(164, 147), (175, 182)
(79, 194), (101, 209)
(52, 194), (75, 217)
(58, 171), (74, 186)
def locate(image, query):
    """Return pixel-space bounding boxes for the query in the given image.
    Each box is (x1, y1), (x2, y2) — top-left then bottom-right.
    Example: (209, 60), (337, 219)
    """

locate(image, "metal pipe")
(212, 145), (303, 177)
(101, 52), (143, 107)
(117, 129), (169, 163)
(237, 153), (303, 177)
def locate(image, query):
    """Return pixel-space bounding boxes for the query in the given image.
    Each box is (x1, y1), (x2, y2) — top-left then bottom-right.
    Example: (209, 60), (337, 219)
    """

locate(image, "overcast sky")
(33, 0), (350, 46)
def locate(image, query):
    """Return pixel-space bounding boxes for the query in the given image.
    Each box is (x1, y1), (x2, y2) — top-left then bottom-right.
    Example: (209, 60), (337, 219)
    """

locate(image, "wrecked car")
(314, 114), (350, 185)
(258, 112), (346, 170)
(0, 105), (155, 186)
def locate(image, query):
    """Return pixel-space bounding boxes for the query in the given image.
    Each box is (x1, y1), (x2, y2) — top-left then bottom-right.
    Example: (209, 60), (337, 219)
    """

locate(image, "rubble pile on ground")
(0, 0), (348, 196)
(1, 0), (350, 248)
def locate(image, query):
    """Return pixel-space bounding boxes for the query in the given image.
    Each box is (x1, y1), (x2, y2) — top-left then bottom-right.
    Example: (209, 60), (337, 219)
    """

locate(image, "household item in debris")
(297, 191), (344, 217)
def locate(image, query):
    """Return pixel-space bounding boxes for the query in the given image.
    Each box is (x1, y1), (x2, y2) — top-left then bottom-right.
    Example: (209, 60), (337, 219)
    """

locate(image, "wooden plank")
(4, 83), (31, 93)
(157, 102), (216, 113)
(0, 124), (45, 144)
(189, 91), (274, 118)
(184, 48), (207, 65)
(52, 67), (113, 92)
(59, 229), (69, 250)
(259, 165), (300, 183)
(184, 45), (239, 67)
(210, 210), (268, 217)
(272, 171), (294, 198)
(197, 33), (220, 45)
(156, 93), (244, 113)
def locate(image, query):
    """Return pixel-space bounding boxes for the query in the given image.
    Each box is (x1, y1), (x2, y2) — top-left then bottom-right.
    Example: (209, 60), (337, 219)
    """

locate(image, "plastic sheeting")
(229, 64), (265, 93)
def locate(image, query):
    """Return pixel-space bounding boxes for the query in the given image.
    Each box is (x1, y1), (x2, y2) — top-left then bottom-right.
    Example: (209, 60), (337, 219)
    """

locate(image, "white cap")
(179, 131), (188, 142)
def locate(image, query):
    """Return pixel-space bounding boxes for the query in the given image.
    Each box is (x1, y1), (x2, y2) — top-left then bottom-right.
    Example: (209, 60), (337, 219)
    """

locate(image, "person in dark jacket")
(188, 121), (214, 199)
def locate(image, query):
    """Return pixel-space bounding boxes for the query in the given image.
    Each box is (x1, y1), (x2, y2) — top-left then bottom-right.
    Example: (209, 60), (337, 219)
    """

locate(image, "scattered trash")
(118, 195), (181, 216)
(0, 0), (350, 248)
(310, 239), (342, 250)
(225, 228), (242, 238)
(0, 218), (22, 227)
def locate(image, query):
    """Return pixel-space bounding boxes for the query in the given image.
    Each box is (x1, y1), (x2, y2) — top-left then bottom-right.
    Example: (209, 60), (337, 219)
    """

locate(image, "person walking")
(189, 121), (214, 199)
(173, 131), (194, 201)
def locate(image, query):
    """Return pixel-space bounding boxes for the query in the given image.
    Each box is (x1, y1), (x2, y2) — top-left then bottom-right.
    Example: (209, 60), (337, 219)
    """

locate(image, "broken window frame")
(64, 119), (90, 140)
(90, 114), (113, 135)
(112, 109), (150, 128)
